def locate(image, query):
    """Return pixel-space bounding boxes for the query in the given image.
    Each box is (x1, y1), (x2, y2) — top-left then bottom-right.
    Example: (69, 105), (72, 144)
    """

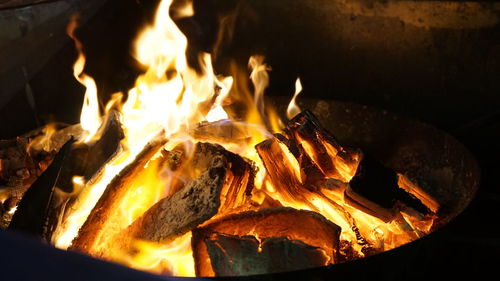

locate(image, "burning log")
(55, 110), (124, 193)
(1, 136), (54, 228)
(204, 234), (330, 276)
(285, 110), (361, 183)
(124, 142), (255, 244)
(191, 120), (253, 146)
(346, 154), (434, 222)
(43, 111), (125, 242)
(69, 138), (166, 256)
(8, 139), (74, 236)
(397, 173), (440, 214)
(192, 207), (341, 277)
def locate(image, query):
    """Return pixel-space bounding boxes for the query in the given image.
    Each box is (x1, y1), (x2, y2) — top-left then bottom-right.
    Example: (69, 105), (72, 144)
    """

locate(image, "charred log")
(192, 207), (341, 277)
(0, 135), (55, 228)
(42, 111), (124, 242)
(346, 154), (433, 222)
(55, 110), (124, 193)
(8, 139), (73, 237)
(124, 142), (255, 244)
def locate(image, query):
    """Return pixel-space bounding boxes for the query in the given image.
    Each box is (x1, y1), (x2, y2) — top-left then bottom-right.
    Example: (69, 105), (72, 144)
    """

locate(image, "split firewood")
(397, 173), (440, 214)
(43, 111), (125, 242)
(345, 153), (434, 222)
(8, 139), (74, 236)
(1, 137), (46, 189)
(1, 135), (54, 228)
(55, 110), (124, 193)
(123, 142), (255, 245)
(285, 110), (361, 183)
(192, 207), (342, 277)
(191, 120), (253, 145)
(204, 234), (330, 276)
(27, 123), (83, 155)
(69, 138), (166, 257)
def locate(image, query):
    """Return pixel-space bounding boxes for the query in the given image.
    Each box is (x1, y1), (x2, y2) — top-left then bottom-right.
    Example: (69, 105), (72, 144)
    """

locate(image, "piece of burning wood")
(55, 110), (124, 193)
(8, 138), (74, 236)
(191, 120), (254, 145)
(27, 123), (83, 155)
(345, 153), (432, 222)
(285, 110), (361, 182)
(192, 207), (341, 277)
(1, 136), (53, 228)
(68, 138), (166, 256)
(124, 142), (255, 244)
(255, 135), (309, 198)
(397, 173), (440, 214)
(1, 137), (41, 188)
(204, 234), (330, 276)
(42, 111), (125, 242)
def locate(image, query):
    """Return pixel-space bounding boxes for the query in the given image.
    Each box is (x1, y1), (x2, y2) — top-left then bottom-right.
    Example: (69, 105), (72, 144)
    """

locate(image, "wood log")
(42, 111), (124, 242)
(1, 135), (54, 228)
(192, 207), (341, 277)
(345, 153), (432, 222)
(255, 135), (308, 200)
(7, 138), (73, 236)
(191, 120), (253, 146)
(285, 110), (361, 182)
(55, 110), (124, 193)
(397, 173), (440, 214)
(204, 234), (330, 276)
(69, 138), (166, 257)
(124, 142), (255, 245)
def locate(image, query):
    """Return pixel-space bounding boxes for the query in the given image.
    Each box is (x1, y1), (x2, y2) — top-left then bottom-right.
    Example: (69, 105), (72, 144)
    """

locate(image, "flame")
(286, 78), (303, 119)
(67, 15), (102, 142)
(49, 0), (435, 276)
(53, 0), (241, 275)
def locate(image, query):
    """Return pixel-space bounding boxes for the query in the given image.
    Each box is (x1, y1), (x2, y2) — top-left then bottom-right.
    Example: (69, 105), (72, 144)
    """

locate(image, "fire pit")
(0, 0), (485, 279)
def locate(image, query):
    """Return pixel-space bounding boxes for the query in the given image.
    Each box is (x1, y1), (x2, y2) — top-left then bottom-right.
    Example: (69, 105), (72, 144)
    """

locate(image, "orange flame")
(49, 0), (434, 276)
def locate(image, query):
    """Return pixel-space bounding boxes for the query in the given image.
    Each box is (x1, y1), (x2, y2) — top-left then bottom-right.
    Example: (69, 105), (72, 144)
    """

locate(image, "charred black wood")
(7, 138), (74, 238)
(55, 110), (124, 193)
(1, 136), (55, 228)
(346, 154), (431, 222)
(205, 233), (329, 276)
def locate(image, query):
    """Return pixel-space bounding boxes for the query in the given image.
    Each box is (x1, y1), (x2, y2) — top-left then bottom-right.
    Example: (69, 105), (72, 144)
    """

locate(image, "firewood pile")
(1, 109), (439, 276)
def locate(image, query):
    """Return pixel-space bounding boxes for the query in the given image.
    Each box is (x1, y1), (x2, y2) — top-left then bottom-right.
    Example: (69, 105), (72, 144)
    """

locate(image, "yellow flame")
(67, 15), (102, 142)
(286, 78), (302, 119)
(50, 0), (432, 276)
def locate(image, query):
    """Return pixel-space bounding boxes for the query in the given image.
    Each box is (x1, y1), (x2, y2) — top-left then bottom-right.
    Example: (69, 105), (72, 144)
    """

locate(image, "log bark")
(192, 207), (341, 277)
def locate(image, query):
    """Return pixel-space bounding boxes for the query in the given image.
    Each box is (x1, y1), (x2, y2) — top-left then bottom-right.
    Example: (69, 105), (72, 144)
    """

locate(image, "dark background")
(1, 0), (499, 279)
